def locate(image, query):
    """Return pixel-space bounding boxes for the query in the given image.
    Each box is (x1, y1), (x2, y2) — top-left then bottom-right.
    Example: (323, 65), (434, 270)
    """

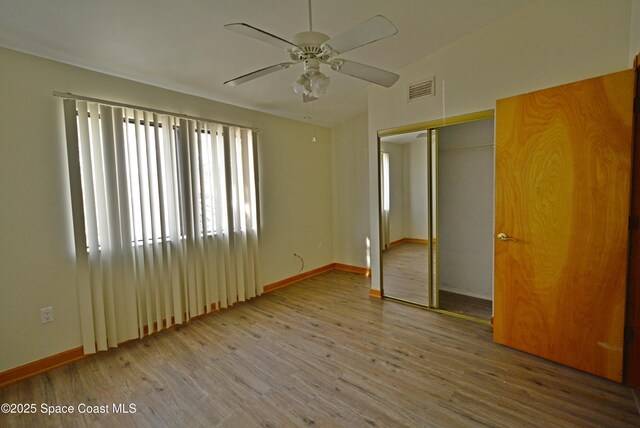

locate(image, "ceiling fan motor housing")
(303, 58), (320, 75)
(290, 31), (331, 61)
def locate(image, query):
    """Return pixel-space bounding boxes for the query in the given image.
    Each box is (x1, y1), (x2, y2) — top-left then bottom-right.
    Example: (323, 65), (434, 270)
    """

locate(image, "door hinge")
(630, 215), (640, 231)
(625, 325), (635, 344)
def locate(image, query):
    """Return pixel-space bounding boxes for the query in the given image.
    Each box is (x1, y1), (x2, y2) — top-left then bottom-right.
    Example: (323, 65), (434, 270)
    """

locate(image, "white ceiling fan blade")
(331, 59), (399, 87)
(322, 15), (397, 55)
(224, 62), (295, 86)
(224, 23), (300, 51)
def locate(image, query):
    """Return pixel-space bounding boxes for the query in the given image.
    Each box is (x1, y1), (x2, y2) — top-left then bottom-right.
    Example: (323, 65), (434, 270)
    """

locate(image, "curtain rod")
(53, 91), (261, 132)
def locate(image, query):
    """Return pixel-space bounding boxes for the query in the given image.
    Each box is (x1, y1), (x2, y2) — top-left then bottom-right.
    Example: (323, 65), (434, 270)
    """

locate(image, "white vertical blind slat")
(112, 107), (138, 341)
(63, 99), (96, 354)
(232, 129), (246, 300)
(197, 122), (212, 311)
(124, 108), (146, 338)
(248, 131), (262, 295)
(134, 110), (155, 335)
(192, 121), (206, 313)
(154, 114), (173, 326)
(222, 127), (238, 306)
(76, 103), (99, 253)
(98, 105), (121, 348)
(166, 116), (184, 324)
(203, 125), (219, 307)
(212, 127), (228, 308)
(87, 103), (109, 350)
(144, 112), (163, 330)
(180, 119), (198, 318)
(240, 129), (257, 299)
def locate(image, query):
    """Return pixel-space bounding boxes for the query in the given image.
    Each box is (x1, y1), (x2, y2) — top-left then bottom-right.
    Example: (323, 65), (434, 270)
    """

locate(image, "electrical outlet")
(40, 307), (54, 324)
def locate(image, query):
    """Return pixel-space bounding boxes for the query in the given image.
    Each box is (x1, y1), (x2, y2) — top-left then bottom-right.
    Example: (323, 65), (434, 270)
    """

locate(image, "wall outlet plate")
(40, 307), (54, 324)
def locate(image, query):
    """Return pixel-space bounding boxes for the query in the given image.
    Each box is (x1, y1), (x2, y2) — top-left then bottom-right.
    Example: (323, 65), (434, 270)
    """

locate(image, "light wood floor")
(1, 270), (638, 427)
(383, 242), (493, 320)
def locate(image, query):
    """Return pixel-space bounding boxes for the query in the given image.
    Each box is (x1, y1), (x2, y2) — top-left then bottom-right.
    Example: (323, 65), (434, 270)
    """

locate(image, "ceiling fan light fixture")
(310, 71), (330, 97)
(293, 74), (311, 94)
(292, 69), (330, 98)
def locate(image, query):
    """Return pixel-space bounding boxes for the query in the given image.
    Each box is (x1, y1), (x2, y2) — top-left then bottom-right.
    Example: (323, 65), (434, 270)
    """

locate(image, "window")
(63, 98), (261, 353)
(76, 110), (257, 249)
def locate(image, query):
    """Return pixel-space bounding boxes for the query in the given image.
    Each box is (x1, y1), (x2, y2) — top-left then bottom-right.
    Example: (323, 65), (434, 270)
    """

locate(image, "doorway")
(378, 111), (494, 323)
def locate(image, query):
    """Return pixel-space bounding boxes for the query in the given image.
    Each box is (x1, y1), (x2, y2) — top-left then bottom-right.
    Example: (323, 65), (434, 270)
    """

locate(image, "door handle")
(497, 232), (516, 242)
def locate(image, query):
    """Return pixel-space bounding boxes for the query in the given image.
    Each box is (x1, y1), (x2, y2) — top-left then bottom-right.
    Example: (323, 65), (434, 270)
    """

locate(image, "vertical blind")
(63, 99), (261, 354)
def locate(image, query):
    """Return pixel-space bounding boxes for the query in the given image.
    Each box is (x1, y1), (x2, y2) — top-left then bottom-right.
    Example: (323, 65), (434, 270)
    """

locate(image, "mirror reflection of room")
(380, 132), (431, 306)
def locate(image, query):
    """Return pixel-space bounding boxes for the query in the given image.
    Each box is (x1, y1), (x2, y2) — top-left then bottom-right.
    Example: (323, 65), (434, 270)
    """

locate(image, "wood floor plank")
(1, 270), (638, 427)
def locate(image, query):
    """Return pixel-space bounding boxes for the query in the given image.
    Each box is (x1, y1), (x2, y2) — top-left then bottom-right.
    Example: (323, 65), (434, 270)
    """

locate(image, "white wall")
(438, 119), (494, 300)
(403, 140), (429, 240)
(331, 113), (369, 268)
(380, 142), (405, 243)
(0, 47), (333, 372)
(367, 0), (633, 291)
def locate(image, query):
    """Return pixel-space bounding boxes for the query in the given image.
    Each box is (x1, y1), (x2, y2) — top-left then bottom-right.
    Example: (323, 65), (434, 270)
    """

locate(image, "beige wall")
(403, 140), (429, 240)
(367, 0), (633, 291)
(0, 47), (333, 372)
(331, 113), (370, 268)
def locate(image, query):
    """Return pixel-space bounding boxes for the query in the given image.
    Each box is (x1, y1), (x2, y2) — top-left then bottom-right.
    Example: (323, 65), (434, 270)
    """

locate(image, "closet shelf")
(439, 143), (494, 153)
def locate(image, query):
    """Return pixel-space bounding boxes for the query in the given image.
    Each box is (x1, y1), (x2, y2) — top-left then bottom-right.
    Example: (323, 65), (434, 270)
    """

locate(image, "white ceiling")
(0, 0), (534, 126)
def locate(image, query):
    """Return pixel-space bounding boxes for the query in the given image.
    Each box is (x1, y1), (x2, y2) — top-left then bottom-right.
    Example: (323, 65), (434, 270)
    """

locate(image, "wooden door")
(494, 70), (634, 382)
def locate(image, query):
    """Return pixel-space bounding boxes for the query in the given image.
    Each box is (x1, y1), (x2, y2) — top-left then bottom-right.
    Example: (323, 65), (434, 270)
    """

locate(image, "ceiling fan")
(223, 0), (400, 101)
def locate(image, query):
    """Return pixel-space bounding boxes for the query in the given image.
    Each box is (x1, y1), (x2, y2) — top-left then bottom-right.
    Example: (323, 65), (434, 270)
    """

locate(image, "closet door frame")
(377, 109), (494, 324)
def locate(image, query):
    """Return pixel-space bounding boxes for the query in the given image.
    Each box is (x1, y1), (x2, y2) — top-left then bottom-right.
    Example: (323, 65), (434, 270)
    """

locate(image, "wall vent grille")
(407, 77), (435, 101)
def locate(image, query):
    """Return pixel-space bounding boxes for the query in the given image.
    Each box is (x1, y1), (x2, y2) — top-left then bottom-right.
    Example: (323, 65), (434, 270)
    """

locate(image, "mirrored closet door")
(379, 129), (436, 307)
(379, 114), (494, 323)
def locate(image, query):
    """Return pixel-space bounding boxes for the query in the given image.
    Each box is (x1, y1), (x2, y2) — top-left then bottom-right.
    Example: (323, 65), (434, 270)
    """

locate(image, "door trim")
(378, 109), (494, 138)
(624, 53), (640, 387)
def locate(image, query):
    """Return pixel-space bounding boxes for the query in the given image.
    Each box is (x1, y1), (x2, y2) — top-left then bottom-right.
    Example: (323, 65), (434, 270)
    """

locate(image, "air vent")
(407, 77), (435, 102)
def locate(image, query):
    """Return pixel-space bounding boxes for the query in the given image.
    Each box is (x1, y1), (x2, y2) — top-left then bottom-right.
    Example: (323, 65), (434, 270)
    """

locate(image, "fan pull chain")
(442, 80), (446, 126)
(311, 100), (317, 142)
(304, 100), (317, 143)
